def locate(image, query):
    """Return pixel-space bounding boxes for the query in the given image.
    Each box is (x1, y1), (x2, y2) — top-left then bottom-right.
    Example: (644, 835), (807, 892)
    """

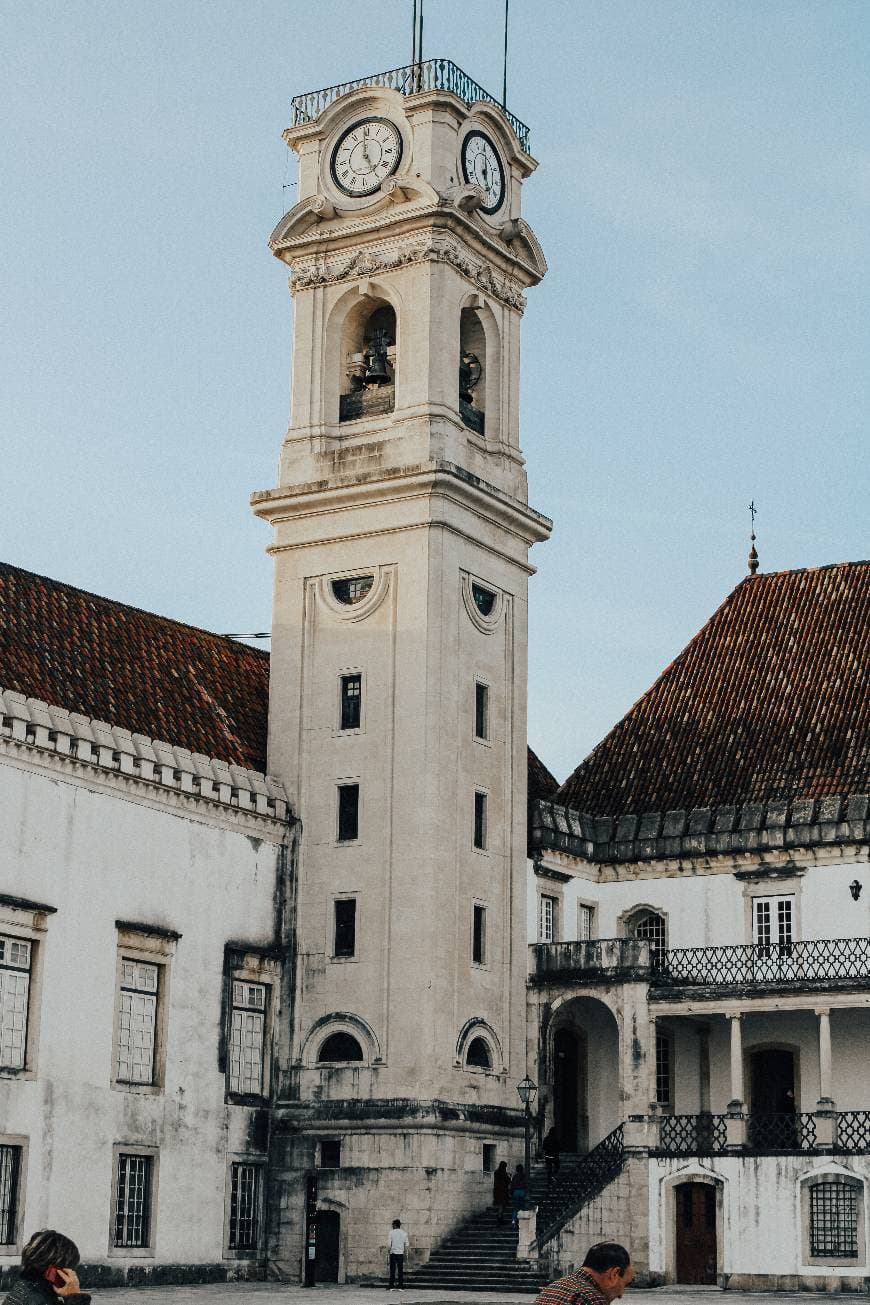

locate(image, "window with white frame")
(539, 895), (558, 943)
(627, 908), (667, 964)
(229, 982), (267, 1097)
(0, 1142), (23, 1247)
(0, 937), (31, 1071)
(113, 1151), (154, 1249)
(228, 1161), (262, 1252)
(116, 960), (159, 1085)
(577, 904), (595, 941)
(753, 895), (794, 954)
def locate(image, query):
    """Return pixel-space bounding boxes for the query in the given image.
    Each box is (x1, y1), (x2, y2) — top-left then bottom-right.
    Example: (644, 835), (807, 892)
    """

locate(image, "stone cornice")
(277, 222), (534, 310)
(1, 687), (292, 838)
(531, 795), (870, 867)
(252, 458), (552, 552)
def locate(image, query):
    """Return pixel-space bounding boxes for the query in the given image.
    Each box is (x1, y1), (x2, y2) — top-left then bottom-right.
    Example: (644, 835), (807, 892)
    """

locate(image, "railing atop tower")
(290, 59), (531, 153)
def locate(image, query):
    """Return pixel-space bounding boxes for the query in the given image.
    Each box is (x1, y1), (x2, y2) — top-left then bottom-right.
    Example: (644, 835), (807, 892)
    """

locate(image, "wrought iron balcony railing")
(532, 936), (870, 991)
(653, 936), (870, 988)
(657, 1112), (729, 1155)
(291, 59), (531, 153)
(652, 1110), (870, 1156)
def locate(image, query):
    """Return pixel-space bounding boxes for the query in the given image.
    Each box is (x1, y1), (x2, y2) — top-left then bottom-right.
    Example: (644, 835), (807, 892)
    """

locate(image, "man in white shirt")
(387, 1219), (409, 1289)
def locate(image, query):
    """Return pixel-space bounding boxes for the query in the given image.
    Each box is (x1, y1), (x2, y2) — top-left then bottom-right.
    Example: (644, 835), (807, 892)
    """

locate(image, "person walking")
(543, 1126), (561, 1184)
(3, 1231), (91, 1305)
(535, 1241), (633, 1305)
(510, 1162), (527, 1225)
(493, 1160), (511, 1224)
(387, 1218), (409, 1289)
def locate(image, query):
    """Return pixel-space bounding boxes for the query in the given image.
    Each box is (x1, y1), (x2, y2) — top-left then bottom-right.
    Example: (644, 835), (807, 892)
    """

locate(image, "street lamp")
(516, 1075), (538, 1204)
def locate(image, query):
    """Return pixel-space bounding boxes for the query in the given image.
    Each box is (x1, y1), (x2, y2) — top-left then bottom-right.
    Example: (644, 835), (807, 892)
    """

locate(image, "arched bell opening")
(339, 299), (397, 423)
(459, 306), (487, 436)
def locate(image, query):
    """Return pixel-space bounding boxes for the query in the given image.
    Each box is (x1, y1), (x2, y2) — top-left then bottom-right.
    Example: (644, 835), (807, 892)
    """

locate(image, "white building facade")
(1, 54), (868, 1296)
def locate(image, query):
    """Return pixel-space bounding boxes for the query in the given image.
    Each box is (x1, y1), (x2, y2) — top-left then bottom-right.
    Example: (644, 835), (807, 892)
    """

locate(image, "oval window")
(471, 583), (496, 616)
(332, 575), (374, 606)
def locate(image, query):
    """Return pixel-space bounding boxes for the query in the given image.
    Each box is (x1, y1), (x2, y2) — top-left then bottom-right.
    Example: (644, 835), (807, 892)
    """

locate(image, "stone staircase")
(407, 1130), (626, 1292)
(408, 1202), (548, 1294)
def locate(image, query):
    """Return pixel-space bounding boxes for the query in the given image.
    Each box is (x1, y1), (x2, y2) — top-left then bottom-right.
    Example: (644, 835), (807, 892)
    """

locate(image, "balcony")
(290, 59), (531, 153)
(653, 936), (870, 993)
(653, 1109), (870, 1157)
(531, 936), (870, 994)
(531, 938), (653, 985)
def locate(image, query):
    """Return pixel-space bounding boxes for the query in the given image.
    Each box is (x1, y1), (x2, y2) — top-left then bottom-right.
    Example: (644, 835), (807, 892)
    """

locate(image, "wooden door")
(315, 1210), (340, 1283)
(675, 1182), (717, 1284)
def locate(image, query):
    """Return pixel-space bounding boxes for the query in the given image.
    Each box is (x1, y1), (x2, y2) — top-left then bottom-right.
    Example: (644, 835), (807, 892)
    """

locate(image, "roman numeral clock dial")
(461, 130), (505, 215)
(330, 117), (403, 197)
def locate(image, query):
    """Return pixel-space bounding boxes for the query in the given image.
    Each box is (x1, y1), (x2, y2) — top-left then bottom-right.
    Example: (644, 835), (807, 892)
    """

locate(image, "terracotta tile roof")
(1, 561), (551, 793)
(528, 746), (559, 802)
(556, 562), (870, 819)
(0, 563), (269, 772)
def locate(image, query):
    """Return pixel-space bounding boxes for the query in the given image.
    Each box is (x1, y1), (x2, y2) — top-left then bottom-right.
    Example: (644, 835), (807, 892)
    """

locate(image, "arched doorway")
(675, 1182), (717, 1284)
(553, 1027), (587, 1152)
(315, 1209), (340, 1282)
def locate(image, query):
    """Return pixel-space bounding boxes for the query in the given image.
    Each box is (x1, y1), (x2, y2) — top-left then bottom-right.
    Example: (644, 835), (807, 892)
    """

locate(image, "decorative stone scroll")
(290, 233), (527, 312)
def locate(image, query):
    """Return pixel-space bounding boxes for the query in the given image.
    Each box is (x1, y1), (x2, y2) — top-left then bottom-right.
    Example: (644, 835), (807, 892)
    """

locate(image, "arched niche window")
(459, 306), (487, 436)
(318, 1031), (364, 1063)
(340, 300), (396, 423)
(465, 1037), (492, 1071)
(625, 907), (668, 965)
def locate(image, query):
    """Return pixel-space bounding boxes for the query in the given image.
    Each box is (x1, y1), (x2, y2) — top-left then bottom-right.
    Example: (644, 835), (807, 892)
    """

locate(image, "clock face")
(330, 117), (403, 197)
(461, 130), (505, 215)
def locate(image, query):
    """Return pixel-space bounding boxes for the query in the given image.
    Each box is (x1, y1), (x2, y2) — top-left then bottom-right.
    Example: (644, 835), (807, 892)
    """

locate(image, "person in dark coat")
(493, 1160), (511, 1224)
(510, 1163), (528, 1225)
(543, 1125), (561, 1184)
(3, 1231), (90, 1305)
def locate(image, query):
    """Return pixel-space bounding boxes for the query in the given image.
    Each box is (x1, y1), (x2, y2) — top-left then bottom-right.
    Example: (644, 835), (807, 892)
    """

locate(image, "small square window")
(319, 1139), (341, 1169)
(334, 899), (357, 959)
(473, 904), (486, 965)
(810, 1180), (859, 1258)
(482, 1143), (497, 1173)
(473, 792), (487, 850)
(337, 784), (359, 842)
(474, 683), (489, 740)
(340, 674), (362, 730)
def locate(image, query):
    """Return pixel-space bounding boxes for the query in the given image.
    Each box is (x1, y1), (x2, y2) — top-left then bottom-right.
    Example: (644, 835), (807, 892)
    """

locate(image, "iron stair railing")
(533, 1124), (625, 1250)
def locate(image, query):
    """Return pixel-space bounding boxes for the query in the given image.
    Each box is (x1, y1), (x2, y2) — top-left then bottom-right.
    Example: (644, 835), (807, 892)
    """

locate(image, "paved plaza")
(90, 1284), (869, 1305)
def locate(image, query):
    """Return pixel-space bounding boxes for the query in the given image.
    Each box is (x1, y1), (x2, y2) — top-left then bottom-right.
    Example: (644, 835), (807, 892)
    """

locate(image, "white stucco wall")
(0, 755), (288, 1275)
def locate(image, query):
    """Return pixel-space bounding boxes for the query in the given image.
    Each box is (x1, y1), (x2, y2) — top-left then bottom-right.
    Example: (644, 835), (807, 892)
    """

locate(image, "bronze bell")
(364, 328), (391, 386)
(459, 350), (482, 403)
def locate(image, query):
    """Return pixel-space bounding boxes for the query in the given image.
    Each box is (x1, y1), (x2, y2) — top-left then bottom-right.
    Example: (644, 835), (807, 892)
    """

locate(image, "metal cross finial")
(747, 500), (759, 575)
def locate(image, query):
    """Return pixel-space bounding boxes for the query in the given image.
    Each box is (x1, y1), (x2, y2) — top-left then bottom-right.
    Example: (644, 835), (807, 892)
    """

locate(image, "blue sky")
(1, 1), (867, 781)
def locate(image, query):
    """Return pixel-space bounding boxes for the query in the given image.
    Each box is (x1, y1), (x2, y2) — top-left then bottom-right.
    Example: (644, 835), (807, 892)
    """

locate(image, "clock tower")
(253, 60), (550, 1280)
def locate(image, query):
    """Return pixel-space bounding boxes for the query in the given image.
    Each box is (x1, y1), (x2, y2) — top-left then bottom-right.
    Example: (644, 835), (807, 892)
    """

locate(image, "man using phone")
(2, 1231), (90, 1305)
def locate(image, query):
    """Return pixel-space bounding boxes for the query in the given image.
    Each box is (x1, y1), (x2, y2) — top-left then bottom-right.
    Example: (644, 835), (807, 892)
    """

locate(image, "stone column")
(727, 1012), (743, 1109)
(816, 1008), (834, 1107)
(725, 1013), (747, 1148)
